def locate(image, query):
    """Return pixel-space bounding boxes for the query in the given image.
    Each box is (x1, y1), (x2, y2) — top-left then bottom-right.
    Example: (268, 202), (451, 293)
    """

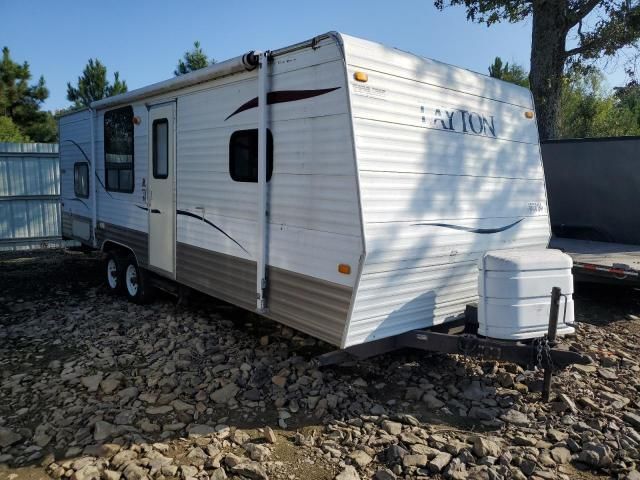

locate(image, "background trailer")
(542, 137), (640, 286)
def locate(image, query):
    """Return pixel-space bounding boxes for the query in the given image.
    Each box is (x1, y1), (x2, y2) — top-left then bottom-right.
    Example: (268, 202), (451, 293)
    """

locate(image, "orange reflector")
(524, 111), (534, 119)
(338, 264), (351, 275)
(354, 71), (368, 82)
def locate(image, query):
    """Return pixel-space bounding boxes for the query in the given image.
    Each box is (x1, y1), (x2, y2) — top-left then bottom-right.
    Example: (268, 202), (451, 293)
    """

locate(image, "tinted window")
(153, 119), (168, 179)
(74, 162), (89, 198)
(104, 106), (134, 192)
(229, 129), (273, 182)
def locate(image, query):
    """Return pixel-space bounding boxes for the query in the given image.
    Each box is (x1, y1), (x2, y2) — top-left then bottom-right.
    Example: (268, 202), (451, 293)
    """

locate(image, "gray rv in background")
(542, 137), (640, 286)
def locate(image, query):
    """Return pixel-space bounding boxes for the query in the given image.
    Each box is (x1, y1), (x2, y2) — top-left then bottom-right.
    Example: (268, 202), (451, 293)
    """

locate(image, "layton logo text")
(421, 105), (497, 138)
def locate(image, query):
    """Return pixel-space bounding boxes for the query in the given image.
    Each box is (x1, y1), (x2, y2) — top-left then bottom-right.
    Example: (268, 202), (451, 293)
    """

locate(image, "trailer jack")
(312, 287), (592, 401)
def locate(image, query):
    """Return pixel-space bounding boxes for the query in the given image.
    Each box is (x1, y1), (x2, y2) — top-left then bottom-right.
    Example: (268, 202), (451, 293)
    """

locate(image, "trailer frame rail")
(312, 287), (591, 401)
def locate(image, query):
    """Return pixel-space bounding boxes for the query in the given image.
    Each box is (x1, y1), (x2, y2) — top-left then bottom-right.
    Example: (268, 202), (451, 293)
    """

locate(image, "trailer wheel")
(123, 254), (153, 304)
(105, 251), (124, 294)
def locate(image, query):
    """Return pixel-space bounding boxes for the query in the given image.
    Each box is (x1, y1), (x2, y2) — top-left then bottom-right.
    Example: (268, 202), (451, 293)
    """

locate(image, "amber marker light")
(338, 264), (351, 275)
(525, 111), (534, 119)
(354, 71), (368, 82)
(132, 116), (142, 125)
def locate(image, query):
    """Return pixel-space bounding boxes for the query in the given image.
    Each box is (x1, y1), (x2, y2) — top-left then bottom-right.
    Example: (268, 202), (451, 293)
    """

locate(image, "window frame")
(229, 128), (273, 183)
(104, 105), (135, 193)
(152, 118), (169, 179)
(74, 162), (89, 198)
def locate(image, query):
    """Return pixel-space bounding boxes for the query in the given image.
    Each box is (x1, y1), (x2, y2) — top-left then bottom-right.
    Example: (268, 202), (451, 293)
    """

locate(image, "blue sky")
(2, 0), (628, 112)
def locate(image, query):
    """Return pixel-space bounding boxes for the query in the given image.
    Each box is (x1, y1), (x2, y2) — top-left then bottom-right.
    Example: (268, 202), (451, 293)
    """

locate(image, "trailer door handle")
(151, 209), (161, 214)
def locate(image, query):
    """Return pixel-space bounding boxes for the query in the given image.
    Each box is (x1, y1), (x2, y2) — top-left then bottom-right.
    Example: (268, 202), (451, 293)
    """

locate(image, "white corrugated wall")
(0, 142), (61, 250)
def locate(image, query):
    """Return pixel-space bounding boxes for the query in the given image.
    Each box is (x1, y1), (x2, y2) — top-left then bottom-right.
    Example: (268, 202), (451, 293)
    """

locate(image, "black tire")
(104, 251), (124, 294)
(122, 254), (153, 304)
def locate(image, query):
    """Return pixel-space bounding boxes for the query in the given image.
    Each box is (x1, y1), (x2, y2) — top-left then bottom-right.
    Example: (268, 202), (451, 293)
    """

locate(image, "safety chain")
(536, 337), (543, 369)
(544, 336), (554, 371)
(535, 335), (554, 371)
(459, 335), (479, 358)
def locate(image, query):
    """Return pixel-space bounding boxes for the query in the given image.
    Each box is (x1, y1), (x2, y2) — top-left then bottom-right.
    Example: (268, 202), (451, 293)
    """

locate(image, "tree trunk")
(529, 0), (570, 140)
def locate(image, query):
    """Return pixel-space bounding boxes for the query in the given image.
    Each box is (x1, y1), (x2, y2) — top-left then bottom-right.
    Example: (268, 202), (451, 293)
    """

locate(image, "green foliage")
(174, 41), (215, 76)
(24, 111), (57, 143)
(488, 57), (529, 87)
(433, 0), (531, 25)
(559, 70), (640, 137)
(566, 1), (640, 61)
(0, 116), (29, 142)
(0, 46), (56, 142)
(435, 0), (640, 55)
(435, 1), (640, 139)
(488, 57), (640, 138)
(614, 81), (640, 129)
(67, 59), (128, 108)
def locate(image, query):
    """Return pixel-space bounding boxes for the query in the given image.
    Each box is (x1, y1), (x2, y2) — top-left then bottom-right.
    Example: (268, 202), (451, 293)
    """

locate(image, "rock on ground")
(1, 251), (640, 480)
(335, 466), (360, 480)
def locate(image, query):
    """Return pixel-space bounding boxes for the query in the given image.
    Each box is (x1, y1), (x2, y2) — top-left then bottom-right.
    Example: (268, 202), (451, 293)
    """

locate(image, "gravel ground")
(1, 250), (640, 480)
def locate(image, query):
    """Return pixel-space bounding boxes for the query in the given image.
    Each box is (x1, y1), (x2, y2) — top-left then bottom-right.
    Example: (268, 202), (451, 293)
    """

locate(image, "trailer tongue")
(314, 249), (592, 401)
(314, 289), (590, 397)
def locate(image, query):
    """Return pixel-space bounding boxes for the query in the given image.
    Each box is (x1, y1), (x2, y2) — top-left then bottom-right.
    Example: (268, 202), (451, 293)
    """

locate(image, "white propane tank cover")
(478, 248), (575, 341)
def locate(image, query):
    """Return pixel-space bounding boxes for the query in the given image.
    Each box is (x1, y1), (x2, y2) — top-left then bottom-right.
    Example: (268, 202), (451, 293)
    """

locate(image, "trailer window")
(229, 129), (273, 182)
(104, 106), (134, 193)
(74, 162), (89, 198)
(152, 119), (168, 179)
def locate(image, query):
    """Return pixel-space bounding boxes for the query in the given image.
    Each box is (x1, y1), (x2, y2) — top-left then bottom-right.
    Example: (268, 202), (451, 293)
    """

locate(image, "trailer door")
(148, 102), (176, 277)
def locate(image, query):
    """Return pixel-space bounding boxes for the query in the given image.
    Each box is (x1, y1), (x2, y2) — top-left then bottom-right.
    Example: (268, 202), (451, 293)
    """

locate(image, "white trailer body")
(59, 32), (549, 348)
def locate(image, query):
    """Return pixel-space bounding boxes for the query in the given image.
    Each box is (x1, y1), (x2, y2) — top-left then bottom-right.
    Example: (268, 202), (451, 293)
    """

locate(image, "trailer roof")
(79, 30), (533, 113)
(89, 55), (253, 111)
(89, 33), (338, 112)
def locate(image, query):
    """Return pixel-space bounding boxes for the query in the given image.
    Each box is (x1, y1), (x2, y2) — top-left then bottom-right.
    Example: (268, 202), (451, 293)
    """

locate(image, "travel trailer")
(59, 32), (563, 350)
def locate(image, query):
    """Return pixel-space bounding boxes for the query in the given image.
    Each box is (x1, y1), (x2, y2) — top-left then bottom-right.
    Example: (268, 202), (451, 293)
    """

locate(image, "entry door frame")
(147, 101), (177, 278)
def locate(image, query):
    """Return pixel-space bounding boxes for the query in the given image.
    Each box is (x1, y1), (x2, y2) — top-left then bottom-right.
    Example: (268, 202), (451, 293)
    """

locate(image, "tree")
(0, 46), (57, 142)
(434, 1), (640, 140)
(488, 57), (529, 87)
(614, 80), (640, 128)
(486, 56), (640, 137)
(26, 111), (57, 142)
(67, 59), (128, 108)
(0, 116), (29, 142)
(559, 69), (640, 137)
(174, 41), (215, 76)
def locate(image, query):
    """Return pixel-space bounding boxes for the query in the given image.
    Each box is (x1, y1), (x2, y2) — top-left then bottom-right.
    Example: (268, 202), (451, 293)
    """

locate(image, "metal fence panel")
(542, 137), (640, 245)
(0, 142), (62, 251)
